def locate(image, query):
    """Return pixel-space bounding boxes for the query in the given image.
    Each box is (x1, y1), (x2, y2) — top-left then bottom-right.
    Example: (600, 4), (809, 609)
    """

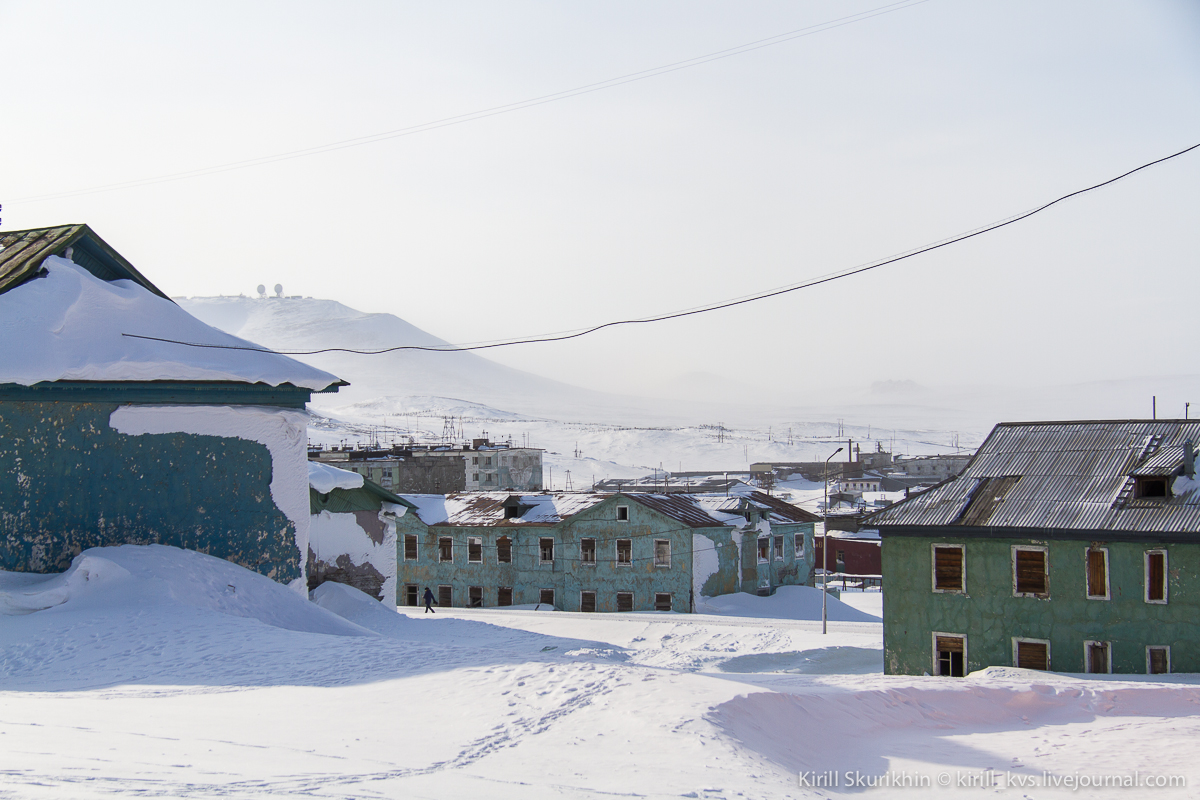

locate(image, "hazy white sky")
(3, 0), (1198, 402)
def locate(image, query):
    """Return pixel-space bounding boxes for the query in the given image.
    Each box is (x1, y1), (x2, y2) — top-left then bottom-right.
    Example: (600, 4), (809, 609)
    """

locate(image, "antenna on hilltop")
(274, 283), (283, 298)
(256, 284), (266, 298)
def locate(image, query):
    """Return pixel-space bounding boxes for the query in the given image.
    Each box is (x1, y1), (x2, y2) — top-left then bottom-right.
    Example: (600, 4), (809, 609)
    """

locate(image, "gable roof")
(867, 420), (1200, 535)
(0, 224), (169, 300)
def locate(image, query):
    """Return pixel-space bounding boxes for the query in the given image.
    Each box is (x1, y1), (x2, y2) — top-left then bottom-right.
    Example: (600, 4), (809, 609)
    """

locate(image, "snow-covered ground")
(2, 546), (1196, 799)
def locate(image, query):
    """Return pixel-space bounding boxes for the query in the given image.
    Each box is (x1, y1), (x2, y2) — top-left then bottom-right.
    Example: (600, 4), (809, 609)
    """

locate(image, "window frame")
(539, 588), (555, 607)
(438, 536), (454, 563)
(1084, 640), (1112, 674)
(403, 534), (418, 562)
(437, 584), (453, 608)
(1147, 645), (1171, 675)
(580, 537), (597, 565)
(1145, 549), (1168, 604)
(931, 543), (966, 594)
(653, 539), (671, 568)
(403, 583), (418, 607)
(1012, 636), (1051, 671)
(654, 592), (672, 612)
(615, 538), (632, 567)
(773, 535), (784, 562)
(1012, 544), (1049, 598)
(1085, 546), (1110, 600)
(931, 631), (967, 678)
(538, 537), (555, 564)
(467, 536), (483, 563)
(497, 586), (513, 607)
(794, 533), (804, 559)
(496, 535), (512, 564)
(616, 591), (634, 612)
(616, 505), (629, 521)
(757, 537), (769, 564)
(468, 585), (484, 608)
(580, 590), (597, 612)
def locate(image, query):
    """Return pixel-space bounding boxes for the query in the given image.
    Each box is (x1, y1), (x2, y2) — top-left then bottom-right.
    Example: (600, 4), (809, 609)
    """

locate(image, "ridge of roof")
(0, 224), (170, 300)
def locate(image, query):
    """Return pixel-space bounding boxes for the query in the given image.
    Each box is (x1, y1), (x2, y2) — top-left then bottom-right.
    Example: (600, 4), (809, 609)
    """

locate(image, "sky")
(3, 0), (1199, 407)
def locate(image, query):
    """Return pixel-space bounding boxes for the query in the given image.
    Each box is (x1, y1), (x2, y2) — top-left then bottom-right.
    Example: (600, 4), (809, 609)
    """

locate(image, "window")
(1147, 646), (1171, 675)
(1013, 546), (1048, 597)
(468, 537), (482, 563)
(1135, 476), (1169, 499)
(1145, 550), (1168, 603)
(616, 505), (629, 521)
(539, 588), (555, 607)
(484, 457), (493, 466)
(934, 634), (966, 677)
(580, 591), (596, 612)
(616, 591), (633, 612)
(1013, 638), (1050, 671)
(469, 586), (483, 608)
(439, 537), (453, 562)
(472, 456), (479, 465)
(498, 587), (513, 607)
(616, 539), (632, 566)
(774, 536), (784, 561)
(539, 537), (555, 564)
(438, 585), (453, 608)
(654, 540), (671, 568)
(1085, 641), (1111, 674)
(1086, 547), (1109, 599)
(580, 538), (596, 565)
(404, 584), (418, 607)
(794, 533), (804, 558)
(404, 534), (418, 561)
(497, 536), (512, 563)
(473, 472), (479, 482)
(757, 538), (769, 563)
(932, 545), (964, 593)
(485, 473), (493, 483)
(654, 592), (672, 612)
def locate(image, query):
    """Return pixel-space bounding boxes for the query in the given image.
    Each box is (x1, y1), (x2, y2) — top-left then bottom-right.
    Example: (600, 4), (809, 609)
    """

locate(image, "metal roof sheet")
(0, 224), (169, 300)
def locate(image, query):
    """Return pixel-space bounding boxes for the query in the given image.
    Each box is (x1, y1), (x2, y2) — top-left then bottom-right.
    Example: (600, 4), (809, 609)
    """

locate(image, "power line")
(14, 0), (928, 205)
(123, 139), (1200, 356)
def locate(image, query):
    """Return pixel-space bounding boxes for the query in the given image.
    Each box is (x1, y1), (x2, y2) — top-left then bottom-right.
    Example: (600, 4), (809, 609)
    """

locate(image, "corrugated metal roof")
(0, 224), (170, 300)
(627, 494), (726, 528)
(868, 421), (1200, 533)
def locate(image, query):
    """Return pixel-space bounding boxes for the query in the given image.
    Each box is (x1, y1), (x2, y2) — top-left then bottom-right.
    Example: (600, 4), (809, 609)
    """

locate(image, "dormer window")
(1135, 477), (1169, 499)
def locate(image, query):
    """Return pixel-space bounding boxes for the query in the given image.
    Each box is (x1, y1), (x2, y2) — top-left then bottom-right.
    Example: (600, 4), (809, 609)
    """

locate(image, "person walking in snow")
(423, 587), (435, 613)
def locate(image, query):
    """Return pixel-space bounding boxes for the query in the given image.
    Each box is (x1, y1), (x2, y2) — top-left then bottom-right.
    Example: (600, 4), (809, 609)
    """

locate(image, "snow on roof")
(0, 257), (342, 391)
(308, 461), (365, 493)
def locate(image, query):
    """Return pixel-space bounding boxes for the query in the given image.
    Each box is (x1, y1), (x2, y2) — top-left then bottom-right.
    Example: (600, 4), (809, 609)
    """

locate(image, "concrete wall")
(308, 509), (397, 602)
(739, 520), (816, 595)
(0, 400), (303, 582)
(883, 534), (1199, 675)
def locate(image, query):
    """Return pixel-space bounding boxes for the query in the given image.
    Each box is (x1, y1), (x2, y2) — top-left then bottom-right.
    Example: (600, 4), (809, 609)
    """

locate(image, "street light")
(822, 446), (843, 634)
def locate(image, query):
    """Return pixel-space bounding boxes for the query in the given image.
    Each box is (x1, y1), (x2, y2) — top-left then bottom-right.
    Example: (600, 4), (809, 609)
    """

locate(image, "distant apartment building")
(309, 438), (542, 493)
(464, 439), (544, 491)
(893, 454), (972, 480)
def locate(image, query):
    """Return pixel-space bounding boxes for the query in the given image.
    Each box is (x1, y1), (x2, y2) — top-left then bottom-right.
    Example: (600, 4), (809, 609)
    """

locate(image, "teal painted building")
(869, 420), (1200, 676)
(0, 224), (344, 583)
(394, 490), (818, 611)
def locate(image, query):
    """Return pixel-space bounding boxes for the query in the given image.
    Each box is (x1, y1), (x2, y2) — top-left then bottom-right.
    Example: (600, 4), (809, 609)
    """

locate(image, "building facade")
(309, 438), (543, 494)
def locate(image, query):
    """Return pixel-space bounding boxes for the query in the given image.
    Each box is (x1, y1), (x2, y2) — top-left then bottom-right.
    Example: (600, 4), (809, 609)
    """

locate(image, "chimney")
(1185, 440), (1195, 479)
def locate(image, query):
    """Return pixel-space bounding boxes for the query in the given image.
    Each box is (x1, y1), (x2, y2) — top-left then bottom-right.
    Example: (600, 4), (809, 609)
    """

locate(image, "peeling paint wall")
(0, 400), (304, 583)
(308, 509), (397, 602)
(883, 535), (1200, 675)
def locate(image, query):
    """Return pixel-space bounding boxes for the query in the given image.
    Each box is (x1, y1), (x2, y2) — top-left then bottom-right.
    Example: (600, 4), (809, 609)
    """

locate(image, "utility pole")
(822, 446), (843, 635)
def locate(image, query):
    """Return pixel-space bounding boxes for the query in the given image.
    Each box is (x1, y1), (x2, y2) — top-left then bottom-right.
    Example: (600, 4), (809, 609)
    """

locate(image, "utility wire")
(14, 0), (928, 204)
(122, 139), (1200, 355)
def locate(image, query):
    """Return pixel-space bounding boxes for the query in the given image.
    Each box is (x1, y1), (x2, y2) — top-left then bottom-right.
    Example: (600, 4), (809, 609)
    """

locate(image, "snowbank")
(309, 460), (365, 492)
(695, 585), (881, 622)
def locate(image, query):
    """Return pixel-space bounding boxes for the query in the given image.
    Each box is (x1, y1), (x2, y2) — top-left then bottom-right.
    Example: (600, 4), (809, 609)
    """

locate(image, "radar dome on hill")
(274, 284), (283, 298)
(256, 284), (266, 298)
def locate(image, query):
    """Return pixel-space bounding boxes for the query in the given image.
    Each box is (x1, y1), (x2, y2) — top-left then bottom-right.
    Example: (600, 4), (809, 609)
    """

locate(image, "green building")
(394, 490), (818, 611)
(870, 420), (1199, 676)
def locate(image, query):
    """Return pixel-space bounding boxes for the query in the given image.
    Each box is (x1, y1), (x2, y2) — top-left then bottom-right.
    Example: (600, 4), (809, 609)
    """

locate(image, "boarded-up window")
(1146, 550), (1167, 603)
(497, 536), (512, 563)
(439, 537), (453, 562)
(935, 635), (965, 677)
(1086, 548), (1107, 598)
(404, 535), (418, 561)
(539, 588), (555, 607)
(654, 592), (672, 612)
(774, 536), (784, 561)
(580, 591), (596, 612)
(1086, 641), (1109, 674)
(1148, 646), (1170, 675)
(404, 584), (418, 607)
(654, 540), (671, 568)
(498, 587), (513, 606)
(438, 585), (452, 608)
(468, 586), (483, 607)
(539, 538), (554, 563)
(1016, 640), (1048, 671)
(581, 538), (596, 564)
(617, 592), (633, 612)
(758, 538), (769, 563)
(616, 539), (632, 566)
(934, 546), (964, 592)
(1014, 548), (1047, 596)
(468, 537), (482, 563)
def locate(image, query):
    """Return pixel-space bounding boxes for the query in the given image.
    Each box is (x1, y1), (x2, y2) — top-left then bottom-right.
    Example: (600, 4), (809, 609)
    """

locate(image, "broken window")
(654, 592), (672, 612)
(774, 536), (784, 561)
(580, 538), (596, 565)
(497, 536), (512, 563)
(404, 534), (418, 561)
(539, 537), (554, 564)
(757, 538), (769, 563)
(1148, 646), (1170, 675)
(794, 533), (804, 558)
(468, 586), (483, 608)
(1013, 547), (1047, 596)
(616, 539), (632, 566)
(404, 584), (418, 607)
(1014, 639), (1049, 671)
(935, 635), (965, 677)
(539, 588), (555, 607)
(933, 545), (964, 592)
(616, 591), (633, 612)
(654, 540), (671, 568)
(580, 591), (596, 612)
(1146, 550), (1168, 603)
(439, 536), (453, 563)
(468, 537), (482, 563)
(616, 505), (629, 521)
(438, 585), (452, 608)
(1086, 641), (1110, 674)
(498, 587), (513, 606)
(1086, 547), (1108, 599)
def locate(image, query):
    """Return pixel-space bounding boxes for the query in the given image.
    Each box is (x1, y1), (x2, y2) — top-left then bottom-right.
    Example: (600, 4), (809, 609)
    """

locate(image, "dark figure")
(423, 587), (435, 614)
